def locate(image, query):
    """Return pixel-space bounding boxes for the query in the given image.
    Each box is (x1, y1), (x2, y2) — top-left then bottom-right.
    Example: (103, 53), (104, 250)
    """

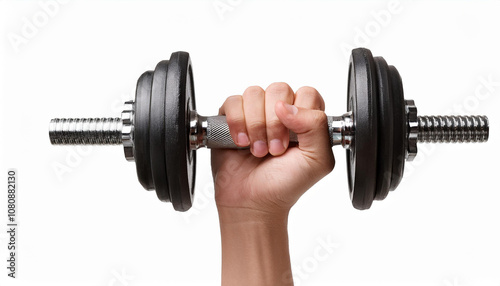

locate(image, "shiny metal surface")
(405, 99), (418, 161)
(417, 115), (489, 143)
(189, 111), (208, 150)
(192, 113), (354, 150)
(121, 101), (135, 161)
(49, 100), (490, 165)
(329, 112), (354, 149)
(49, 117), (122, 145)
(204, 115), (238, 149)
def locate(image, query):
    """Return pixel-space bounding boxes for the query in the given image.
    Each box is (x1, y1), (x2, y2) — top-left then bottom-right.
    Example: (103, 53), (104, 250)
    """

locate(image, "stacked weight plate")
(347, 48), (407, 210)
(133, 52), (196, 212)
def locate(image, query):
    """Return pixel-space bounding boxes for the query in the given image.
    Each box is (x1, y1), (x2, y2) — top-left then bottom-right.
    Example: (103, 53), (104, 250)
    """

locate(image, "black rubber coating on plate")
(165, 52), (196, 212)
(373, 57), (394, 201)
(346, 48), (378, 210)
(134, 71), (154, 191)
(388, 65), (406, 192)
(150, 60), (171, 202)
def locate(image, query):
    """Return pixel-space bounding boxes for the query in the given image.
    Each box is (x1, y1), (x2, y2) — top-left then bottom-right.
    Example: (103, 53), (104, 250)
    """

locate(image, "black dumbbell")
(49, 48), (489, 211)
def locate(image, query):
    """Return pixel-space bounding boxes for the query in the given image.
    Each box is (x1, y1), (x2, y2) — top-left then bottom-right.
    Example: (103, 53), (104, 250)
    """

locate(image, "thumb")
(275, 101), (334, 164)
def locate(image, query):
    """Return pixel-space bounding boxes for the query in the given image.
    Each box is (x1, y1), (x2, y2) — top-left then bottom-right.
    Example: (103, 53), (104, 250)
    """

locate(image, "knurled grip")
(206, 116), (240, 148)
(205, 116), (334, 149)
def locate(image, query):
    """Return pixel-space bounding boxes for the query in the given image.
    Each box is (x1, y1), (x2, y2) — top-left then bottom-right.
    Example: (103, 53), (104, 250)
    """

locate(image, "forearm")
(218, 208), (293, 286)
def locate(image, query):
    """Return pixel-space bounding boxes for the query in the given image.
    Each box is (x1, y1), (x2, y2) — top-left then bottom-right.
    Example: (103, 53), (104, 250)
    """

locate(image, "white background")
(1, 0), (499, 285)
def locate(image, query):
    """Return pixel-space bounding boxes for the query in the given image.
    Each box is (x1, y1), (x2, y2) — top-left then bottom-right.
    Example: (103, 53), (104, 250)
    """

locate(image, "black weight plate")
(346, 48), (378, 210)
(165, 52), (196, 212)
(134, 71), (154, 191)
(388, 65), (406, 191)
(150, 60), (171, 202)
(373, 57), (394, 201)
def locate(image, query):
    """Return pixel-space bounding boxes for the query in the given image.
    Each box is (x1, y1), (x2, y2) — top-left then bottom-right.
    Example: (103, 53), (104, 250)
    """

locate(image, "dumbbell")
(49, 48), (489, 211)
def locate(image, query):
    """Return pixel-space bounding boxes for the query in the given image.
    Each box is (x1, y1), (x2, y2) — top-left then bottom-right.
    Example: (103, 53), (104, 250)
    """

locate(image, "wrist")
(217, 205), (290, 226)
(218, 206), (292, 286)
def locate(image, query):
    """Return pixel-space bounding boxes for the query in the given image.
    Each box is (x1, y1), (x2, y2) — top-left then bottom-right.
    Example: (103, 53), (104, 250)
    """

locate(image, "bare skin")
(211, 83), (335, 285)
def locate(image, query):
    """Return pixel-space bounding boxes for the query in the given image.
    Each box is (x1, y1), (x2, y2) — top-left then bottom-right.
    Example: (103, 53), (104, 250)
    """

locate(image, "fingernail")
(269, 139), (285, 155)
(237, 132), (249, 146)
(283, 103), (298, 115)
(252, 140), (268, 157)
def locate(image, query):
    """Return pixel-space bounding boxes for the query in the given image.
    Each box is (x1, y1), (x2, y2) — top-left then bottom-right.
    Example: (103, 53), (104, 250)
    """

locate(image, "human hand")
(211, 83), (335, 217)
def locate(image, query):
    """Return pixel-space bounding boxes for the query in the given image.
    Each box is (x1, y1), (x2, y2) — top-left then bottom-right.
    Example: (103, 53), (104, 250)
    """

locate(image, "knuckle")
(243, 86), (264, 97)
(221, 95), (241, 116)
(296, 86), (320, 96)
(296, 86), (325, 110)
(266, 82), (292, 95)
(225, 95), (241, 104)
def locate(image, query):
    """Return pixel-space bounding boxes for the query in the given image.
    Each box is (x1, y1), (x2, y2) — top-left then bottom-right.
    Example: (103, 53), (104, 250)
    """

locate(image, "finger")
(218, 95), (249, 147)
(265, 82), (294, 156)
(294, 86), (325, 111)
(242, 86), (267, 157)
(275, 101), (335, 173)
